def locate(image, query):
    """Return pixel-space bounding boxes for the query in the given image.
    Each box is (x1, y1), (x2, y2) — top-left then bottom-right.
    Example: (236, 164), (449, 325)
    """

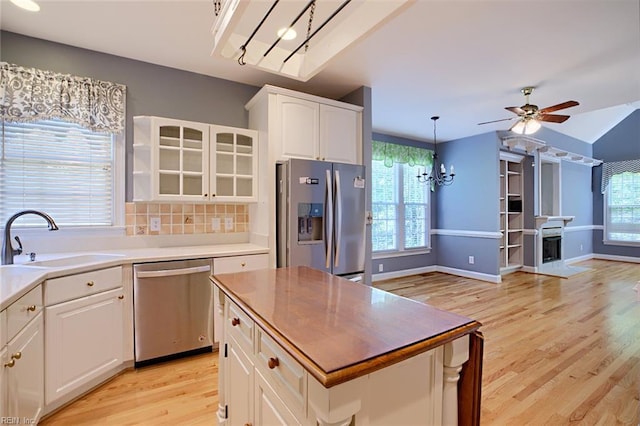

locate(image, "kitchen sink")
(27, 253), (125, 268)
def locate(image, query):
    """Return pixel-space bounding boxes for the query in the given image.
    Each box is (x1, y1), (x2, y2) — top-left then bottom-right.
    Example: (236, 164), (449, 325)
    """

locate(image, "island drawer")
(213, 254), (269, 274)
(226, 299), (254, 353)
(256, 328), (306, 416)
(45, 266), (123, 306)
(7, 284), (42, 342)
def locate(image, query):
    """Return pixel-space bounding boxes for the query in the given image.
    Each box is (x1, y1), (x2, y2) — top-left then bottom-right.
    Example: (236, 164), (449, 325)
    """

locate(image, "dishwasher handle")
(135, 265), (211, 279)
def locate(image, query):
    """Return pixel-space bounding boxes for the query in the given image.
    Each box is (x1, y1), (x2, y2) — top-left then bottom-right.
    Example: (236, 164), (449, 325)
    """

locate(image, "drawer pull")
(268, 357), (279, 369)
(26, 305), (37, 312)
(241, 262), (246, 267)
(11, 352), (22, 360)
(87, 281), (95, 287)
(231, 317), (240, 327)
(4, 359), (15, 368)
(118, 295), (125, 300)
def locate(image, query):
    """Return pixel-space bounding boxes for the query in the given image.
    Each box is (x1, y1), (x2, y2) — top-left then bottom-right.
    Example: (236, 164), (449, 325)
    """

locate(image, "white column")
(215, 286), (227, 424)
(442, 336), (469, 426)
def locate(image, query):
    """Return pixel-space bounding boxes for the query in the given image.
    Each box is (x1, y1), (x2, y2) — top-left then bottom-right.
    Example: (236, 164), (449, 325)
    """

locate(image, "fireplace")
(541, 227), (562, 263)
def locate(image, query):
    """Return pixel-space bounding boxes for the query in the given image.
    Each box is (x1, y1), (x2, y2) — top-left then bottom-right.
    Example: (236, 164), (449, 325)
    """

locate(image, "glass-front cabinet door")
(210, 125), (258, 202)
(156, 120), (210, 201)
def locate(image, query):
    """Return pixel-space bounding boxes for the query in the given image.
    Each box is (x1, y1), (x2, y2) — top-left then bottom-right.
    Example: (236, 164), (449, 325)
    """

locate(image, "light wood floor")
(41, 259), (640, 425)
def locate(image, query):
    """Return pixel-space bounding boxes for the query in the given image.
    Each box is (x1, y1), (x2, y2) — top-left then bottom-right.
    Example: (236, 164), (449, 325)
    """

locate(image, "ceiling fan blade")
(505, 106), (525, 115)
(478, 117), (515, 125)
(538, 100), (579, 114)
(538, 113), (570, 123)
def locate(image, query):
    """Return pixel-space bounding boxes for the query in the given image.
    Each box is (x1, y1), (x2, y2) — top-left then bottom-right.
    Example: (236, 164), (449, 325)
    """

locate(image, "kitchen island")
(211, 266), (483, 426)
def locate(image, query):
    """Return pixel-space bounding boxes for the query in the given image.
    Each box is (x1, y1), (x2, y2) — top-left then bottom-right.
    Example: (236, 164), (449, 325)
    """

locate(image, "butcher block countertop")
(211, 266), (482, 387)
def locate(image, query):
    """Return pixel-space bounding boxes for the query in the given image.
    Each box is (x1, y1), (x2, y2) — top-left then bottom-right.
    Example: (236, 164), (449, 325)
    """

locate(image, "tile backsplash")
(125, 202), (249, 236)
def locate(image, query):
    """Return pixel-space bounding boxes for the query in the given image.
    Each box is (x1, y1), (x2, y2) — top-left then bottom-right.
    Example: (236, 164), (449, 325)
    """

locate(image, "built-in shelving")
(500, 152), (524, 273)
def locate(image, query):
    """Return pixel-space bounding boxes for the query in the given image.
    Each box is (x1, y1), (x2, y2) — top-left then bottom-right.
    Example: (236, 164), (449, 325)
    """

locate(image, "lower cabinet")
(226, 334), (254, 425)
(255, 369), (298, 426)
(45, 287), (124, 405)
(4, 311), (44, 423)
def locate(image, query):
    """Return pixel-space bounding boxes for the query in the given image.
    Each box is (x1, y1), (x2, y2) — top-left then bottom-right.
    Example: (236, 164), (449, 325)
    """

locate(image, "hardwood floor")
(41, 259), (639, 425)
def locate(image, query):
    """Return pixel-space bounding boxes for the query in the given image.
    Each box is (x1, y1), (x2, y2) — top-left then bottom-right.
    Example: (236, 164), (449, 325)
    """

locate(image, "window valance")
(0, 62), (126, 133)
(372, 140), (433, 168)
(601, 159), (640, 194)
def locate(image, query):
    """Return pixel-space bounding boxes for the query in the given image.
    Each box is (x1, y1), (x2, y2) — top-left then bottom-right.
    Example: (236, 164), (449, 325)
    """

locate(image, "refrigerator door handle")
(334, 169), (342, 268)
(324, 169), (333, 269)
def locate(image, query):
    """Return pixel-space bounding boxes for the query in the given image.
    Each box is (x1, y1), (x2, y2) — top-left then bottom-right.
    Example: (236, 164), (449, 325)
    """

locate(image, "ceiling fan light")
(524, 119), (541, 135)
(510, 120), (526, 134)
(511, 118), (541, 135)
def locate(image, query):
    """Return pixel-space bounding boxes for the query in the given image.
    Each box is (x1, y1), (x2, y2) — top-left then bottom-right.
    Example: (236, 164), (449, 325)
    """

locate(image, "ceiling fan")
(478, 87), (579, 135)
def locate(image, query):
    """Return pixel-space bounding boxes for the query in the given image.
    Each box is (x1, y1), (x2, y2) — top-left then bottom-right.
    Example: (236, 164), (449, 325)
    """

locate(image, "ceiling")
(1, 0), (639, 144)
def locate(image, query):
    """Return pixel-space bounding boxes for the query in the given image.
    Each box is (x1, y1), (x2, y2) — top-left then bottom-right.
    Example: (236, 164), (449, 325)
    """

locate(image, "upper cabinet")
(248, 86), (363, 165)
(134, 117), (258, 203)
(210, 125), (258, 202)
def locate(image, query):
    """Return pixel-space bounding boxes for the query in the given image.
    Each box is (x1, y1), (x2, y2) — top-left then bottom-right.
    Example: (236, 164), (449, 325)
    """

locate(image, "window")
(605, 171), (640, 243)
(372, 154), (430, 252)
(1, 119), (122, 228)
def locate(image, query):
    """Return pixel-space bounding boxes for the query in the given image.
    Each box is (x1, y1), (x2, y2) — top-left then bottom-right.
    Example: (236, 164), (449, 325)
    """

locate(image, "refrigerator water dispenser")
(297, 203), (323, 242)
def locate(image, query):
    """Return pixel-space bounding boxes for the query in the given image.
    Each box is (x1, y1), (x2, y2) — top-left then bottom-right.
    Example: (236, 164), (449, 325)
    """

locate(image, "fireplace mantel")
(535, 215), (575, 229)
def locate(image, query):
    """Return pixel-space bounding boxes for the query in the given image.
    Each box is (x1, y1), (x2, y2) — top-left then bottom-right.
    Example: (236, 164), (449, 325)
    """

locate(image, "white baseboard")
(372, 265), (436, 282)
(565, 253), (595, 264)
(436, 266), (502, 284)
(593, 253), (640, 264)
(372, 265), (501, 284)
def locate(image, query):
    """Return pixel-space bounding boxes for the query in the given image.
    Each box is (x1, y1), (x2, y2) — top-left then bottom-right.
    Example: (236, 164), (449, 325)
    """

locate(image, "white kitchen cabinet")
(0, 344), (5, 418)
(44, 267), (125, 406)
(134, 116), (259, 202)
(4, 311), (44, 423)
(226, 332), (254, 425)
(277, 95), (319, 161)
(210, 124), (259, 202)
(134, 116), (210, 202)
(255, 369), (298, 426)
(319, 103), (359, 164)
(213, 253), (269, 275)
(274, 93), (360, 164)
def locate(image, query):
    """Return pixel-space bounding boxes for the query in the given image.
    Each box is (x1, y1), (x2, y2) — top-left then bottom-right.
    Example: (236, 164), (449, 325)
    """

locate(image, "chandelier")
(417, 116), (455, 186)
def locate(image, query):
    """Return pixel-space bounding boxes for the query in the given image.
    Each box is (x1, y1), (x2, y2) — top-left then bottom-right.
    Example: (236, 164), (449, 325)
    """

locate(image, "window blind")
(1, 119), (114, 227)
(605, 171), (640, 243)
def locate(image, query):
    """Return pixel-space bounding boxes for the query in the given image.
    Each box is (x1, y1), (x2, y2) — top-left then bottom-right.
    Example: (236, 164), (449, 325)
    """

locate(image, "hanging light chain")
(305, 0), (316, 52)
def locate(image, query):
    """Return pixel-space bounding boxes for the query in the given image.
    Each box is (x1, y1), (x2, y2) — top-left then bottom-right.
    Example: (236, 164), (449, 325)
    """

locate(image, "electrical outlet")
(211, 217), (221, 231)
(378, 264), (383, 272)
(150, 217), (161, 232)
(468, 256), (475, 265)
(225, 217), (234, 231)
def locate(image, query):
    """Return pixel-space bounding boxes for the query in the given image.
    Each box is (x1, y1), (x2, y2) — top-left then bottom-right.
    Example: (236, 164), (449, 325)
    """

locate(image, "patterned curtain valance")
(372, 140), (433, 168)
(0, 62), (126, 133)
(601, 159), (640, 194)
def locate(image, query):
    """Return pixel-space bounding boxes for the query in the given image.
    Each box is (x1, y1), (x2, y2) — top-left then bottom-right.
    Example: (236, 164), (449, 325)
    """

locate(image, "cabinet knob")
(118, 295), (125, 300)
(87, 281), (95, 287)
(11, 352), (22, 360)
(241, 262), (246, 267)
(231, 317), (240, 326)
(204, 193), (208, 197)
(4, 359), (15, 368)
(268, 357), (279, 369)
(26, 304), (37, 312)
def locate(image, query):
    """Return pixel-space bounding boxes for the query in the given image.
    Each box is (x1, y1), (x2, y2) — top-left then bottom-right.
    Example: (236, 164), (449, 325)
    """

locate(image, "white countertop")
(0, 243), (269, 311)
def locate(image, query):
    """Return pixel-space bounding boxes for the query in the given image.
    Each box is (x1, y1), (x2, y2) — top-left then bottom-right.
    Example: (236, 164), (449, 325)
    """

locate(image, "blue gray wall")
(370, 132), (437, 275)
(435, 132), (501, 276)
(1, 31), (260, 201)
(592, 109), (640, 258)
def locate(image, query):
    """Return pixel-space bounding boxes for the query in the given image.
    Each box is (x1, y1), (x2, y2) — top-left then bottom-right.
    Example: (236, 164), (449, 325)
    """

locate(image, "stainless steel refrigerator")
(276, 159), (366, 279)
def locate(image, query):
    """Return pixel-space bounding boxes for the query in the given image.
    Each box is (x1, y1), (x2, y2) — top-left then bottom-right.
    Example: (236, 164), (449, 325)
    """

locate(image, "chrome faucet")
(2, 210), (59, 265)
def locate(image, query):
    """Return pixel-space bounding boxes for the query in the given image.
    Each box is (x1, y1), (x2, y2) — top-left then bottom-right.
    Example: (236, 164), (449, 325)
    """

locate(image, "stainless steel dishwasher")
(133, 258), (213, 366)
